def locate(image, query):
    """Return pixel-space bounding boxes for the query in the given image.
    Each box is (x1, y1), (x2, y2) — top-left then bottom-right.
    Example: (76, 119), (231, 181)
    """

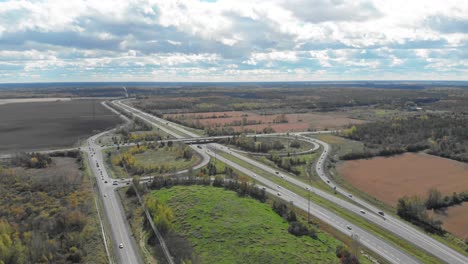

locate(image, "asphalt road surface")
(112, 99), (468, 264)
(112, 99), (420, 263)
(86, 132), (142, 264)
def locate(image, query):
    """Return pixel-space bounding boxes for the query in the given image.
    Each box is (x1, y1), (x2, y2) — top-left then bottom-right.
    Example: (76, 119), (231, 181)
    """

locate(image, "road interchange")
(81, 98), (468, 264)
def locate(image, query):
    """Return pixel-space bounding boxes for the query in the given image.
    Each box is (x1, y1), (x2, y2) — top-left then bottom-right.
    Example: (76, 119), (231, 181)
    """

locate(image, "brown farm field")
(337, 153), (468, 206)
(337, 153), (468, 238)
(165, 111), (365, 133)
(0, 100), (121, 154)
(429, 203), (468, 238)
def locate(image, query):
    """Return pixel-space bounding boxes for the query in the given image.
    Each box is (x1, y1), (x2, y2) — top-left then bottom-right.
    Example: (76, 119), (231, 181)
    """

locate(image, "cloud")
(280, 0), (382, 23)
(0, 0), (466, 82)
(425, 15), (468, 34)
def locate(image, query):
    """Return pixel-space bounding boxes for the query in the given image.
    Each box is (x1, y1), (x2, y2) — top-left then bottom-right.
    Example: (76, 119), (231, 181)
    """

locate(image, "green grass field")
(217, 150), (444, 264)
(103, 145), (201, 178)
(151, 185), (342, 264)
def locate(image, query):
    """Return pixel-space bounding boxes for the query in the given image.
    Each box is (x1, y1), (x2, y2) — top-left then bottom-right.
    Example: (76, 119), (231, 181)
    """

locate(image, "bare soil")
(337, 153), (468, 207)
(337, 153), (468, 238)
(429, 203), (468, 239)
(0, 100), (121, 154)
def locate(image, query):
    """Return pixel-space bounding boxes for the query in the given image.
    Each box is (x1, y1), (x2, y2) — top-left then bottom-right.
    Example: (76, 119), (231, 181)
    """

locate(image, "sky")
(0, 0), (467, 82)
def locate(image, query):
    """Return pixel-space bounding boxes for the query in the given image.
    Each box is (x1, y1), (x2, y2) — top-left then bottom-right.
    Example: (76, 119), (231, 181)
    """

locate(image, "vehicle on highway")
(277, 192), (281, 196)
(346, 225), (352, 230)
(360, 210), (366, 214)
(275, 171), (279, 174)
(348, 194), (352, 198)
(119, 243), (124, 249)
(378, 211), (385, 216)
(104, 181), (108, 183)
(326, 180), (330, 183)
(113, 181), (118, 185)
(262, 187), (266, 190)
(197, 145), (202, 149)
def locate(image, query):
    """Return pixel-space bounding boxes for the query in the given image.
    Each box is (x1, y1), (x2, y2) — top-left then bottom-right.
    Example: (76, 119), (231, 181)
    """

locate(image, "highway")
(86, 131), (142, 264)
(112, 98), (468, 264)
(310, 137), (468, 264)
(110, 99), (425, 264)
(204, 143), (419, 264)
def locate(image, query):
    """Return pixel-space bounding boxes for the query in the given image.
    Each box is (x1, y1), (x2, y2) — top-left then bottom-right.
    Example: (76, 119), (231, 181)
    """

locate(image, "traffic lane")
(87, 138), (142, 264)
(204, 144), (419, 264)
(311, 138), (468, 264)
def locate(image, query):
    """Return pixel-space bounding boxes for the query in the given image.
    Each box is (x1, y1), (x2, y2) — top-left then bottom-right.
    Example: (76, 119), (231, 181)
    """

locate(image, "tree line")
(267, 154), (307, 175)
(341, 113), (468, 162)
(397, 196), (445, 235)
(218, 135), (285, 153)
(425, 188), (468, 210)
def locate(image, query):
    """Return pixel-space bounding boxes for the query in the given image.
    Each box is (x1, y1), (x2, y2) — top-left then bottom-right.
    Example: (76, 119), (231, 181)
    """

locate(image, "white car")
(346, 225), (352, 230)
(360, 210), (366, 214)
(119, 243), (124, 249)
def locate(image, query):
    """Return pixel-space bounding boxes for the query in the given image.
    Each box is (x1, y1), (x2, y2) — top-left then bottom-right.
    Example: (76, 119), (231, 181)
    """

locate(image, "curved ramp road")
(310, 137), (468, 264)
(114, 99), (468, 264)
(111, 99), (421, 263)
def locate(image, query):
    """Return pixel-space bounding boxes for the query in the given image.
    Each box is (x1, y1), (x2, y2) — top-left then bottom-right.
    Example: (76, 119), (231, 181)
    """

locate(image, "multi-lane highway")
(204, 143), (419, 264)
(100, 98), (468, 264)
(86, 132), (141, 264)
(109, 99), (424, 263)
(310, 137), (468, 264)
(113, 98), (468, 264)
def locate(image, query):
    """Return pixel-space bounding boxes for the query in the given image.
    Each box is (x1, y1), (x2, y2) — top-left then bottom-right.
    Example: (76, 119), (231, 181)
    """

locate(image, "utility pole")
(306, 166), (311, 224)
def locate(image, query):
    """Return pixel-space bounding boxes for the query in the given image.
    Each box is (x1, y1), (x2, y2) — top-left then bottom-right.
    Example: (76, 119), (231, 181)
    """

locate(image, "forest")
(341, 113), (468, 162)
(0, 154), (106, 264)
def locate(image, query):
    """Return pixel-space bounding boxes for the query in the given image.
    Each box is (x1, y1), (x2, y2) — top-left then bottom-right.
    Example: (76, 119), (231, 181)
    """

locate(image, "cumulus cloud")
(0, 0), (466, 82)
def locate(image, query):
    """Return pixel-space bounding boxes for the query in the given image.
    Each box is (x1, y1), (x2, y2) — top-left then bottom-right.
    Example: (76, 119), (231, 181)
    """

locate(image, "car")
(126, 182), (130, 185)
(275, 171), (279, 174)
(348, 194), (353, 198)
(305, 187), (309, 190)
(277, 185), (281, 189)
(113, 181), (118, 185)
(262, 187), (266, 190)
(104, 194), (107, 197)
(119, 243), (124, 249)
(280, 175), (284, 179)
(360, 210), (366, 214)
(346, 225), (352, 230)
(326, 180), (330, 183)
(277, 192), (281, 196)
(378, 211), (385, 216)
(104, 181), (108, 183)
